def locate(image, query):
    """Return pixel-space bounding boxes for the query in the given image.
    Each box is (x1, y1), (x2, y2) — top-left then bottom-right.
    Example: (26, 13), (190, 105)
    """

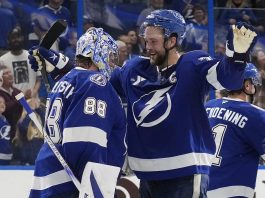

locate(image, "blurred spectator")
(16, 97), (44, 165)
(252, 0), (265, 35)
(118, 34), (135, 59)
(83, 15), (95, 32)
(12, 0), (43, 49)
(218, 0), (257, 26)
(252, 49), (265, 109)
(215, 41), (226, 59)
(182, 2), (194, 20)
(64, 29), (77, 63)
(0, 0), (13, 10)
(136, 0), (164, 28)
(116, 40), (129, 67)
(30, 0), (72, 51)
(0, 95), (12, 165)
(0, 1), (19, 55)
(84, 0), (124, 37)
(128, 29), (143, 55)
(214, 24), (229, 47)
(0, 28), (41, 99)
(84, 0), (105, 28)
(0, 65), (23, 141)
(183, 4), (208, 51)
(170, 0), (208, 17)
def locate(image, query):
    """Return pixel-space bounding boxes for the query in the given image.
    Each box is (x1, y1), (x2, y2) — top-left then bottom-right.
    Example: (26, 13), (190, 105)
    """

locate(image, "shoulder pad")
(183, 50), (214, 66)
(124, 56), (150, 68)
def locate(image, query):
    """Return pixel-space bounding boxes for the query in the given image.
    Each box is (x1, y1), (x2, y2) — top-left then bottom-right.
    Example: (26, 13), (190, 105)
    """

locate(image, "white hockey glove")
(225, 22), (257, 63)
(28, 46), (69, 72)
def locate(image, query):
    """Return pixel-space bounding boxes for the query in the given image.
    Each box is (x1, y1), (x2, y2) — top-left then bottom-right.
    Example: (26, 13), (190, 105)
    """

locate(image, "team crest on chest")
(132, 86), (172, 127)
(90, 74), (107, 86)
(0, 125), (10, 140)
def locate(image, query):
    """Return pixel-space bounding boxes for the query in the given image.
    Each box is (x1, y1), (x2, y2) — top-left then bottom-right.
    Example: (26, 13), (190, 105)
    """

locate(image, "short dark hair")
(75, 55), (94, 68)
(8, 27), (23, 41)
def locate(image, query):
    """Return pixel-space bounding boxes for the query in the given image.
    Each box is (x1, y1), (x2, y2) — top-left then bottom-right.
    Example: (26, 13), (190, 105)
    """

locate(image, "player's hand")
(226, 22), (257, 62)
(28, 46), (69, 72)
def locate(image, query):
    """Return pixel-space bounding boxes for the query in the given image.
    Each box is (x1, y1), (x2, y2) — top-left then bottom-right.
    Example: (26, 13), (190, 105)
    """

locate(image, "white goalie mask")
(76, 27), (118, 78)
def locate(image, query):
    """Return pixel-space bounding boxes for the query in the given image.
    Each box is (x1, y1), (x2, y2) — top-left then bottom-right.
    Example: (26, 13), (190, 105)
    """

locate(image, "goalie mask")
(76, 27), (118, 78)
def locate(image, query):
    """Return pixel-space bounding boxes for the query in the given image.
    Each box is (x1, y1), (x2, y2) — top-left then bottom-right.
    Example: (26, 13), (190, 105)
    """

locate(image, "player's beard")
(150, 50), (167, 66)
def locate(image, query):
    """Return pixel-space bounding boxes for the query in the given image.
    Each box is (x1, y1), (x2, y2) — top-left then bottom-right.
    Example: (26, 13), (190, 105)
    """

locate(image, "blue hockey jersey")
(0, 115), (12, 164)
(30, 67), (127, 197)
(110, 50), (246, 180)
(205, 98), (265, 198)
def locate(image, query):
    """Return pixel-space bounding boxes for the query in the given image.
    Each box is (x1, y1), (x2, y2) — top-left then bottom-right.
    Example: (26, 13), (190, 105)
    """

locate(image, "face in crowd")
(0, 96), (6, 114)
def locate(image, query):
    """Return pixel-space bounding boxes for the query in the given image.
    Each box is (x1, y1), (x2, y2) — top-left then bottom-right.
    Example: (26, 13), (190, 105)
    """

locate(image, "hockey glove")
(225, 22), (257, 63)
(28, 46), (69, 72)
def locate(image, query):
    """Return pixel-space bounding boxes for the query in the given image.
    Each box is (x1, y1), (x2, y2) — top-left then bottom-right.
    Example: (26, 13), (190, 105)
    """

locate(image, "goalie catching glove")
(226, 22), (257, 63)
(28, 46), (69, 72)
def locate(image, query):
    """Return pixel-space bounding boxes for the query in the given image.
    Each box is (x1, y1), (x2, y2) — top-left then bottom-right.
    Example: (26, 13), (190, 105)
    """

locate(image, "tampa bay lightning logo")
(0, 125), (10, 140)
(90, 74), (107, 86)
(132, 86), (172, 127)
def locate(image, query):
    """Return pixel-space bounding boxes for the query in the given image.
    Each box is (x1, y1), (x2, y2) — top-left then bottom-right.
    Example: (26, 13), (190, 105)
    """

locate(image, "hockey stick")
(15, 92), (81, 191)
(38, 19), (67, 93)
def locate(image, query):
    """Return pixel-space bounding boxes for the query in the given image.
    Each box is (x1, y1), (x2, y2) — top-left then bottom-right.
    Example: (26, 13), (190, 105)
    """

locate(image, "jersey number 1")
(212, 124), (227, 166)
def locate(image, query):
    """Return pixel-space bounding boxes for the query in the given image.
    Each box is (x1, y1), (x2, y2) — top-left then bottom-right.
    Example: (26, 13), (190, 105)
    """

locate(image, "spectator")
(128, 29), (142, 55)
(218, 0), (257, 26)
(0, 65), (23, 142)
(30, 0), (72, 51)
(215, 41), (226, 59)
(252, 49), (265, 109)
(183, 4), (208, 51)
(252, 0), (265, 35)
(170, 0), (208, 18)
(136, 0), (164, 28)
(0, 95), (12, 165)
(118, 34), (135, 59)
(0, 1), (19, 55)
(84, 0), (105, 28)
(205, 63), (265, 198)
(83, 15), (95, 32)
(17, 97), (45, 165)
(116, 40), (128, 67)
(0, 28), (41, 99)
(12, 1), (34, 49)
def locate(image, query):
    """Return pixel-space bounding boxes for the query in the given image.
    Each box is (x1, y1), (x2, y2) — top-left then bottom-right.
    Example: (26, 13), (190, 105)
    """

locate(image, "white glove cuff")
(56, 53), (69, 69)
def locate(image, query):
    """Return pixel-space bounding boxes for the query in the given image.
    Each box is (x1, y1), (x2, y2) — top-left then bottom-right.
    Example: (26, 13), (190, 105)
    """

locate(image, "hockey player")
(205, 63), (265, 198)
(28, 28), (127, 197)
(28, 10), (257, 198)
